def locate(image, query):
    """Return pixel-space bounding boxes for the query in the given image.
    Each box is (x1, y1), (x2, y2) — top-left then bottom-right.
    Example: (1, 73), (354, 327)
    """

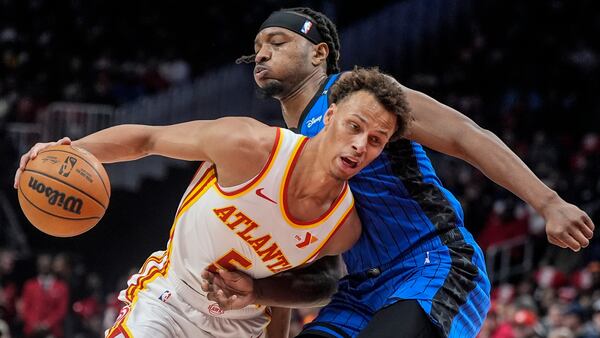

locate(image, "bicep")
(402, 86), (484, 158)
(147, 117), (268, 162)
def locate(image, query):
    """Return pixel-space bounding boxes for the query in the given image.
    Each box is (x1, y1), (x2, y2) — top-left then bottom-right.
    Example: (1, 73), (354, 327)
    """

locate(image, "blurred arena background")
(0, 0), (599, 337)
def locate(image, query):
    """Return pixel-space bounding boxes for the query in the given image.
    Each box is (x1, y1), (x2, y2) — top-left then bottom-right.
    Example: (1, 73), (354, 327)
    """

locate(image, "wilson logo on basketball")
(28, 177), (83, 214)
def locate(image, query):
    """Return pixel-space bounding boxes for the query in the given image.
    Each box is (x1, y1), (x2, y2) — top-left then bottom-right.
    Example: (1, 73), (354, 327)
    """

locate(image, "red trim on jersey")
(191, 161), (205, 182)
(176, 169), (216, 216)
(216, 128), (281, 196)
(106, 305), (133, 338)
(106, 324), (132, 338)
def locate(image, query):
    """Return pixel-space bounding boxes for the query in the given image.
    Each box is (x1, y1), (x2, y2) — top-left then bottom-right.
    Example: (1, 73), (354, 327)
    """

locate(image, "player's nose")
(254, 46), (271, 63)
(351, 135), (367, 155)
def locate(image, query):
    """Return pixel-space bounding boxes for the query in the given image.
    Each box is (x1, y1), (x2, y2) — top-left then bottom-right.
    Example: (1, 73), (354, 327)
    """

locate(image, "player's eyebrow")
(254, 32), (289, 46)
(351, 113), (392, 136)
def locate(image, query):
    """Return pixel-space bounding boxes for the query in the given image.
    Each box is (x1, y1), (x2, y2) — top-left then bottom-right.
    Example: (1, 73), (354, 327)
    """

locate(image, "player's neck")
(289, 138), (344, 202)
(280, 70), (328, 129)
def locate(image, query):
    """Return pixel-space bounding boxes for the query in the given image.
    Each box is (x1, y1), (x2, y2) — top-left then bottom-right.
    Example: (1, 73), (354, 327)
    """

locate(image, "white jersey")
(110, 128), (354, 337)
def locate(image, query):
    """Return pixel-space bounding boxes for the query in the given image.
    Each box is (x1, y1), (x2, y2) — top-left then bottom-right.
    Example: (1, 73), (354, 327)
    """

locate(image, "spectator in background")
(158, 50), (191, 86)
(72, 273), (104, 337)
(543, 303), (567, 334)
(581, 300), (600, 338)
(561, 304), (586, 338)
(512, 309), (542, 338)
(0, 319), (11, 338)
(0, 127), (17, 189)
(20, 254), (69, 338)
(0, 249), (17, 336)
(478, 198), (529, 251)
(548, 327), (575, 338)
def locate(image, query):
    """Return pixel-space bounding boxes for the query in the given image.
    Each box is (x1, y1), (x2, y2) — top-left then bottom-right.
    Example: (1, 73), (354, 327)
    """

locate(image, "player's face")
(322, 91), (397, 180)
(253, 27), (317, 98)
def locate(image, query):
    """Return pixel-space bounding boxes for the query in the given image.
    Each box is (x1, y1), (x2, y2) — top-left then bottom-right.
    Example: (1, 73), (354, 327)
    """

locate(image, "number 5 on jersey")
(207, 249), (253, 272)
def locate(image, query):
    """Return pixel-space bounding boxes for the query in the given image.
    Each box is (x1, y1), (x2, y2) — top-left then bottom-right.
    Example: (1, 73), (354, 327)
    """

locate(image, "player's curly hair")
(236, 7), (341, 74)
(329, 67), (412, 140)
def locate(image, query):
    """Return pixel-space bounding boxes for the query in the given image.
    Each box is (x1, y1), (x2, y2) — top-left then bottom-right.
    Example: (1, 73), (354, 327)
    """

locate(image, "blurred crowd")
(0, 0), (393, 125)
(477, 263), (600, 338)
(411, 1), (600, 337)
(0, 249), (128, 338)
(1, 0), (599, 337)
(0, 1), (196, 125)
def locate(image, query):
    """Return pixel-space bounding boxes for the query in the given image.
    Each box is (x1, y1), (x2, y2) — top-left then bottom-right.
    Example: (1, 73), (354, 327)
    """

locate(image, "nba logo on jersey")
(301, 20), (313, 34)
(158, 290), (172, 303)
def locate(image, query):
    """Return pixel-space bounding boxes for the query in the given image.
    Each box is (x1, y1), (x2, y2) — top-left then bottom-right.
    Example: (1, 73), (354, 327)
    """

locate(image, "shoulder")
(206, 116), (277, 151)
(212, 117), (277, 154)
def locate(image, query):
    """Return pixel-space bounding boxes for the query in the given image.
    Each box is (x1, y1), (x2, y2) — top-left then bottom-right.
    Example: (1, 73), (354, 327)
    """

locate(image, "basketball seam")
(37, 148), (111, 199)
(24, 168), (108, 210)
(18, 185), (101, 221)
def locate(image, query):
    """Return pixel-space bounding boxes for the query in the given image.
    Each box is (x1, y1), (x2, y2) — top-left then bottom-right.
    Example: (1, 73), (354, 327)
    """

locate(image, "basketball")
(17, 145), (111, 237)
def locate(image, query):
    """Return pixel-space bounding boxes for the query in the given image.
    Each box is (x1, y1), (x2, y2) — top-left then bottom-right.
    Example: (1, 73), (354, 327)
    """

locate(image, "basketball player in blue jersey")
(200, 7), (596, 338)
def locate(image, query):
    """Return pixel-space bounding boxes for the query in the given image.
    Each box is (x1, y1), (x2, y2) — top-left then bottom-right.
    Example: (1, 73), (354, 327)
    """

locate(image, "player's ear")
(324, 104), (336, 126)
(311, 42), (329, 67)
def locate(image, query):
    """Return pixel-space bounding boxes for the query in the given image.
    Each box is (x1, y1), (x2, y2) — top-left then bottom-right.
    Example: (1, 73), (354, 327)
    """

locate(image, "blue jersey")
(297, 74), (490, 338)
(298, 74), (466, 274)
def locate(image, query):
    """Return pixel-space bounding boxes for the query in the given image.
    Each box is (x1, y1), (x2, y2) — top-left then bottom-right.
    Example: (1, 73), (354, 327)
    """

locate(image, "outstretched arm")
(15, 117), (274, 188)
(201, 255), (343, 309)
(402, 85), (595, 251)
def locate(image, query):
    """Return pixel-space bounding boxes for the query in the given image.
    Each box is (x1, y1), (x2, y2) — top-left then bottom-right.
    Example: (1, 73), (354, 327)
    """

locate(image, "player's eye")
(369, 136), (381, 146)
(348, 122), (360, 132)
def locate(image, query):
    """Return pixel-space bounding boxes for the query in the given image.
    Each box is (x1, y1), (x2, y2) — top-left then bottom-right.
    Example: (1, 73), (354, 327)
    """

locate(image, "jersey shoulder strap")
(298, 73), (341, 137)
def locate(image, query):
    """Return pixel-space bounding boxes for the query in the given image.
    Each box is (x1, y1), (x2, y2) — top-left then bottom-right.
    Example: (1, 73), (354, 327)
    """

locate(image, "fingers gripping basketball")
(17, 145), (111, 237)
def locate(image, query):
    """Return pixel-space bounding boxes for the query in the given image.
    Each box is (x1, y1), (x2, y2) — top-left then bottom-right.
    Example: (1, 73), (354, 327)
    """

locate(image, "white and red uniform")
(106, 128), (354, 338)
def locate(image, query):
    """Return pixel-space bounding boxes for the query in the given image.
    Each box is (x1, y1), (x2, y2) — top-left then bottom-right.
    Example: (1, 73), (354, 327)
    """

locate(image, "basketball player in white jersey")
(15, 68), (411, 338)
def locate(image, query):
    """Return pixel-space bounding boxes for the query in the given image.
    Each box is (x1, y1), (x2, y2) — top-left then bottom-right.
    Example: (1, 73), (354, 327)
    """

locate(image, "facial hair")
(256, 81), (284, 99)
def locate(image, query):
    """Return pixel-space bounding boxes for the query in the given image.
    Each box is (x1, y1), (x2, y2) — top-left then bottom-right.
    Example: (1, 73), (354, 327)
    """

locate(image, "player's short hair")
(237, 7), (340, 74)
(329, 67), (412, 140)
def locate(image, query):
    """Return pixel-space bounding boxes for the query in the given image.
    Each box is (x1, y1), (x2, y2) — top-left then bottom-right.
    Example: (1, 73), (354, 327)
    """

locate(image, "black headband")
(259, 11), (324, 45)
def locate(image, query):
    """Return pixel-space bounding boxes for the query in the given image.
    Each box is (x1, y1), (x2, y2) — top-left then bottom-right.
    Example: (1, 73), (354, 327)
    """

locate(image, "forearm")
(72, 124), (155, 163)
(254, 274), (335, 307)
(254, 256), (342, 308)
(456, 126), (560, 213)
(266, 307), (291, 338)
(404, 87), (560, 215)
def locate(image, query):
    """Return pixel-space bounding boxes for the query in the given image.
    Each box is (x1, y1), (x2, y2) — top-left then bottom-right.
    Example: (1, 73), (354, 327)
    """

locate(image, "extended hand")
(200, 268), (257, 311)
(14, 137), (72, 189)
(543, 197), (595, 252)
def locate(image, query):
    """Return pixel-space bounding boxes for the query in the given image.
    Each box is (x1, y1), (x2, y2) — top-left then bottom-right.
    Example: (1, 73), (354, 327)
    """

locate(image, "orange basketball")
(17, 145), (111, 237)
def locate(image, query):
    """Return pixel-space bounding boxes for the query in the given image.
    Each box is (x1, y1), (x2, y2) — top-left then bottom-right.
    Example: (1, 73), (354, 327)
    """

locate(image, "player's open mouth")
(341, 156), (358, 168)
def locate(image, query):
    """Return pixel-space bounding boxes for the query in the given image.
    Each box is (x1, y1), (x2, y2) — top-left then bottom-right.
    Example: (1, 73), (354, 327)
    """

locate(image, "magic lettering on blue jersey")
(297, 73), (490, 338)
